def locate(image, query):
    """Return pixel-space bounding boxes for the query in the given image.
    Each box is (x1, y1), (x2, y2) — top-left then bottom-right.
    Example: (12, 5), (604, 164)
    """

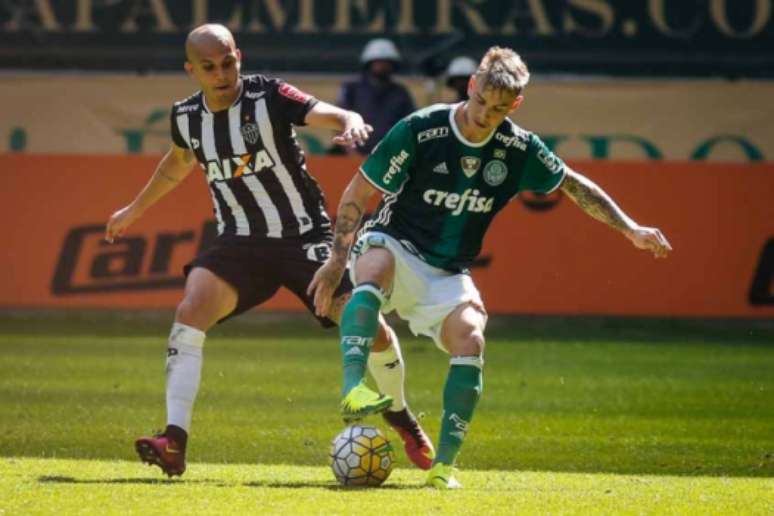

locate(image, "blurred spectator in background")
(336, 38), (415, 155)
(444, 56), (477, 102)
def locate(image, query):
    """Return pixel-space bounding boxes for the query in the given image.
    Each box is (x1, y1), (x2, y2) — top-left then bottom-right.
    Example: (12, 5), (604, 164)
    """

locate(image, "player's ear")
(467, 76), (476, 97)
(509, 95), (524, 113)
(184, 61), (194, 76)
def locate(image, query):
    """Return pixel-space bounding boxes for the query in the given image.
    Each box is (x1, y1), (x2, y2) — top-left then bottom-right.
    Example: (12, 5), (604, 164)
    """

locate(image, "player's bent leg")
(331, 289), (435, 467)
(339, 248), (395, 421)
(426, 302), (487, 489)
(136, 267), (238, 477)
(371, 324), (436, 470)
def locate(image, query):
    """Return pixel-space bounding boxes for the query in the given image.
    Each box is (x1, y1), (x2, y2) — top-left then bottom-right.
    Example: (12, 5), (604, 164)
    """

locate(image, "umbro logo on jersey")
(245, 90), (266, 100)
(432, 162), (449, 174)
(191, 138), (200, 150)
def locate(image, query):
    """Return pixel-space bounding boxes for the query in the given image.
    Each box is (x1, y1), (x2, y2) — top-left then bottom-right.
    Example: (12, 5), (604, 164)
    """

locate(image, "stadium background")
(1, 0), (773, 317)
(1, 2), (773, 513)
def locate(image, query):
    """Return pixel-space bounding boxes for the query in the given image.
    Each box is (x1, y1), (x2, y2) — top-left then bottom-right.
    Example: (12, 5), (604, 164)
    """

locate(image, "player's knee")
(355, 248), (395, 291)
(461, 330), (486, 357)
(174, 297), (208, 330)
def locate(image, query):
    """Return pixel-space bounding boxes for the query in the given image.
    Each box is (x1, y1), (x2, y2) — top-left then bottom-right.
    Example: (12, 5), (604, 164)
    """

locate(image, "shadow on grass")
(37, 475), (421, 490)
(3, 310), (773, 344)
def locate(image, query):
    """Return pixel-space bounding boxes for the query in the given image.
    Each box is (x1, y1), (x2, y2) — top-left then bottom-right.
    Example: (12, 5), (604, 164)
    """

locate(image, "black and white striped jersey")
(170, 74), (331, 240)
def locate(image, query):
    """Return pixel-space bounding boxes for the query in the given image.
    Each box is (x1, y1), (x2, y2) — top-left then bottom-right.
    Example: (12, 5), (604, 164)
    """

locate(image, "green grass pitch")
(1, 311), (772, 514)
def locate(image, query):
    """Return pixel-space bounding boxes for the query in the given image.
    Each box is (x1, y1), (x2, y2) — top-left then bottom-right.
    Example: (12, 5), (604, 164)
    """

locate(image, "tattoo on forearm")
(561, 173), (632, 233)
(332, 202), (363, 261)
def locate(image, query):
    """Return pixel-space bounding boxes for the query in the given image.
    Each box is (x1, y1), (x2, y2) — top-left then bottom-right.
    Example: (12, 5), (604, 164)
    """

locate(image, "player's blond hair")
(475, 47), (530, 95)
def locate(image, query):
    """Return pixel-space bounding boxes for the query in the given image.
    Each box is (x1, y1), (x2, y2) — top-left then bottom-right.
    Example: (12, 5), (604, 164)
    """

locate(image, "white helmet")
(445, 56), (477, 81)
(360, 38), (402, 65)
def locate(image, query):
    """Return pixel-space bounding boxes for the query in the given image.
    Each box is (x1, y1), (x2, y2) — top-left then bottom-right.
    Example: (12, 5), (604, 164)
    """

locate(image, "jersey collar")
(448, 102), (497, 148)
(201, 79), (245, 114)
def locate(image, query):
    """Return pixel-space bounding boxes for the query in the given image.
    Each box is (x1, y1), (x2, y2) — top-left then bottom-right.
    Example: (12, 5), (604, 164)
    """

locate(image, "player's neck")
(455, 103), (489, 144)
(204, 78), (243, 112)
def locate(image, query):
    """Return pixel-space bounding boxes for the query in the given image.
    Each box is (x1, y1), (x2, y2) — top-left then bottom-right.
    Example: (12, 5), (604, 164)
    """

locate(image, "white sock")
(166, 322), (205, 432)
(368, 327), (407, 411)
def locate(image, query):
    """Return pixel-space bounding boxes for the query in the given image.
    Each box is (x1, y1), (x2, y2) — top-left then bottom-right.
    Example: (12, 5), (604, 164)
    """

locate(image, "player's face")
(186, 46), (242, 107)
(464, 78), (522, 135)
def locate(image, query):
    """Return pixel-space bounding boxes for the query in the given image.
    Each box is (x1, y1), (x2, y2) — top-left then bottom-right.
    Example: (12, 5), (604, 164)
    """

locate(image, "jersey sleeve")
(169, 107), (188, 149)
(518, 133), (567, 194)
(359, 119), (416, 194)
(271, 79), (319, 126)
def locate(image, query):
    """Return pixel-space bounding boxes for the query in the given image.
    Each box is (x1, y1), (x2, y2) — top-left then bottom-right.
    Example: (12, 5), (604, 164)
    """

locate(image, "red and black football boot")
(383, 408), (435, 470)
(135, 432), (186, 478)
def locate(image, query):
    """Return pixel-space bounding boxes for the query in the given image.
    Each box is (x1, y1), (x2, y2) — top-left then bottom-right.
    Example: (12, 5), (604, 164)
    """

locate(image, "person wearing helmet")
(336, 38), (416, 155)
(445, 56), (477, 102)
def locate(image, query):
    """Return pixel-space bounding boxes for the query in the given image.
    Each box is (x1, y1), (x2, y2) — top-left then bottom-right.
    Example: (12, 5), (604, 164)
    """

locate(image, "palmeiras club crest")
(241, 122), (260, 144)
(483, 160), (508, 186)
(460, 156), (481, 178)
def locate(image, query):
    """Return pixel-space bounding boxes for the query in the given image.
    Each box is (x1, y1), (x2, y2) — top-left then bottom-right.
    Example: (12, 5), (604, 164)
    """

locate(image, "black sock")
(383, 407), (415, 428)
(165, 424), (188, 452)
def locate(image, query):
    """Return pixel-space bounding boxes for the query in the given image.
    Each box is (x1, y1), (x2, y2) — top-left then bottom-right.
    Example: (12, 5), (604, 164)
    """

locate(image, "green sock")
(435, 358), (484, 466)
(340, 284), (383, 396)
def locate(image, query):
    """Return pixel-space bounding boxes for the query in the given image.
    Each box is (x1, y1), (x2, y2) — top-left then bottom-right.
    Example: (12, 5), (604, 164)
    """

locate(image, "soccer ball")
(329, 424), (395, 487)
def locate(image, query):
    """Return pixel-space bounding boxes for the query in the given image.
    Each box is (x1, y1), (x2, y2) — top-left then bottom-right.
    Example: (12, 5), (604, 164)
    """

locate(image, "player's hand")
(105, 205), (140, 243)
(626, 226), (672, 258)
(307, 258), (347, 317)
(332, 114), (373, 149)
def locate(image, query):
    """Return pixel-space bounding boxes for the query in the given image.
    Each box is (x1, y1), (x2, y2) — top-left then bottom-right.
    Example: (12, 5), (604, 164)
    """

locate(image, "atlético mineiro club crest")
(241, 122), (260, 144)
(460, 156), (481, 178)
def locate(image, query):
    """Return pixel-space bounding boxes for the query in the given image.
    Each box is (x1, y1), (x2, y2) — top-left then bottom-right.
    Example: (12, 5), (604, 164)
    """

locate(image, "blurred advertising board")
(1, 74), (772, 162)
(1, 0), (772, 76)
(1, 154), (772, 317)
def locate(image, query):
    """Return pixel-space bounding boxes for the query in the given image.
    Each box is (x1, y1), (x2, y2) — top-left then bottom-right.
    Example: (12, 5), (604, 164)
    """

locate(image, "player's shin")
(165, 322), (205, 448)
(435, 356), (483, 465)
(368, 326), (406, 410)
(340, 283), (384, 396)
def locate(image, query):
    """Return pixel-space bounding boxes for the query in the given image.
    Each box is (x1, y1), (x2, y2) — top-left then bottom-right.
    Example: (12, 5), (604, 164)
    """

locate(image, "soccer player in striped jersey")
(309, 46), (672, 488)
(104, 24), (433, 477)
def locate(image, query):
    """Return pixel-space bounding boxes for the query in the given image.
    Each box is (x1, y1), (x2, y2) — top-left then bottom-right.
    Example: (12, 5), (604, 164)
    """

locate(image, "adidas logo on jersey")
(432, 162), (449, 174)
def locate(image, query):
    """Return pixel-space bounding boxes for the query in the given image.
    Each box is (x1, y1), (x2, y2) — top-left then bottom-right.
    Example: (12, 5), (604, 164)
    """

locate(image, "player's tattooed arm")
(308, 172), (380, 316)
(332, 201), (364, 264)
(560, 168), (672, 258)
(560, 169), (636, 235)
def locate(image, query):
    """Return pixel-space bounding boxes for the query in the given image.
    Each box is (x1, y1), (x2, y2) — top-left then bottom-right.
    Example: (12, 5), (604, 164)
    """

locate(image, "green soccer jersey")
(359, 103), (566, 272)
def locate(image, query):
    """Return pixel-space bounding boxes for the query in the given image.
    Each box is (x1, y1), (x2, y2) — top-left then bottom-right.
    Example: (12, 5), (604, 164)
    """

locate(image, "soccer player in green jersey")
(308, 46), (672, 489)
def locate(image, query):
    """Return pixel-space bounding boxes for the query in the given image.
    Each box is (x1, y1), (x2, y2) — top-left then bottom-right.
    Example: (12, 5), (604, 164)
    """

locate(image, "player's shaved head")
(185, 24), (236, 62)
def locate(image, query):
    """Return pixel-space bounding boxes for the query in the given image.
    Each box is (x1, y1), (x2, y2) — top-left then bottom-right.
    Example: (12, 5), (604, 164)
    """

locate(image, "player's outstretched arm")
(307, 171), (378, 316)
(304, 101), (374, 150)
(104, 144), (196, 243)
(560, 168), (672, 258)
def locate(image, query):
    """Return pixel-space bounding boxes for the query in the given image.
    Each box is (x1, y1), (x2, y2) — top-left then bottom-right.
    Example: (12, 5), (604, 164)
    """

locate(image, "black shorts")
(184, 236), (352, 327)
